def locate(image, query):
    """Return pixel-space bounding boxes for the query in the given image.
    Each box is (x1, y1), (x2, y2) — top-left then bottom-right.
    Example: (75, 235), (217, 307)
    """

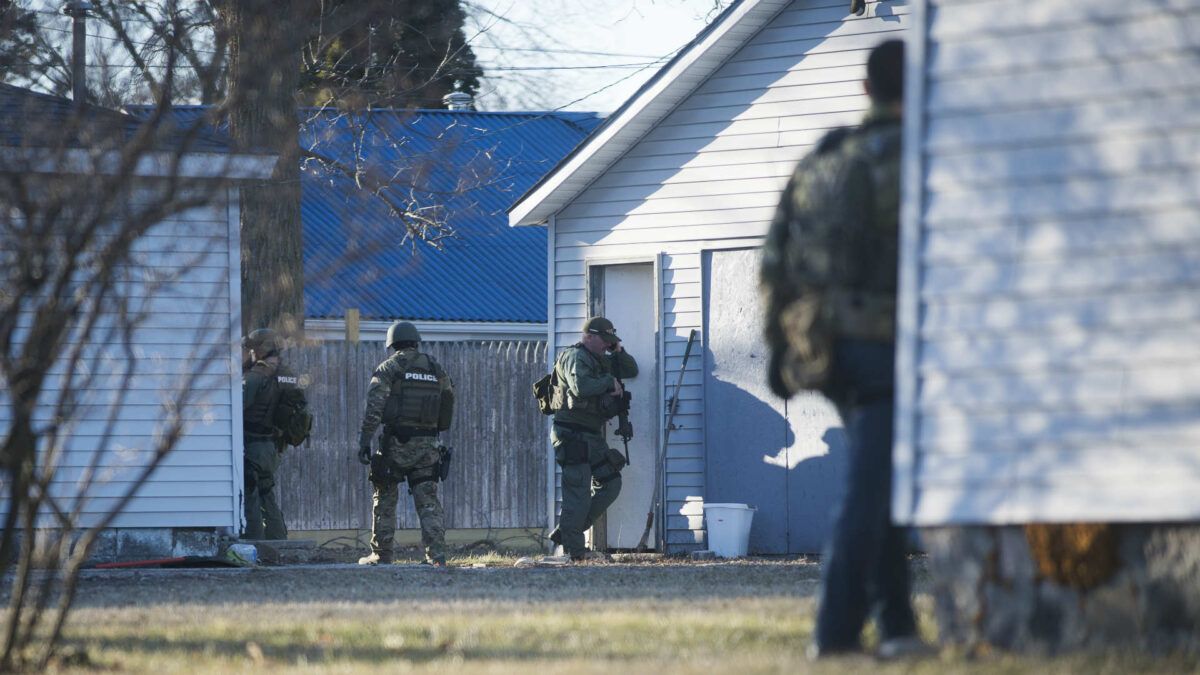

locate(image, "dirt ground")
(70, 554), (830, 607)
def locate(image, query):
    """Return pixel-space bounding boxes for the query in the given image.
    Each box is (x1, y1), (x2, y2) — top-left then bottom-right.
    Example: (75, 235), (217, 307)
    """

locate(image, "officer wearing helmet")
(241, 328), (297, 540)
(357, 321), (455, 566)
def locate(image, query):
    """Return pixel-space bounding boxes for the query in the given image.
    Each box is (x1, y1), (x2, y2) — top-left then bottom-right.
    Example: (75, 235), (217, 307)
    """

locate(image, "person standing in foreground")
(547, 317), (638, 561)
(760, 39), (925, 658)
(241, 328), (295, 540)
(357, 321), (455, 567)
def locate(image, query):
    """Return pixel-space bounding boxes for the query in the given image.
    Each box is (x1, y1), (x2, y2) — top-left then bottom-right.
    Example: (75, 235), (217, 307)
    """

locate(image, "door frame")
(583, 255), (661, 550)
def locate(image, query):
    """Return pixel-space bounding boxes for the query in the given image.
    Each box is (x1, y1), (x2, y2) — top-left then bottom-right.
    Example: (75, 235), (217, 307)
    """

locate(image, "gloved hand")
(358, 443), (372, 466)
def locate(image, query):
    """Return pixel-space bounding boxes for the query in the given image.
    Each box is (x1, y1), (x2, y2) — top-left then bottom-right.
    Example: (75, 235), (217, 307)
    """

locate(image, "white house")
(0, 85), (274, 561)
(510, 0), (909, 554)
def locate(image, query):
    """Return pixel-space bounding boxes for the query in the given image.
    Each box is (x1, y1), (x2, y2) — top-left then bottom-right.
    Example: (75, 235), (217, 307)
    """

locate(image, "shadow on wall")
(703, 373), (848, 555)
(787, 425), (850, 554)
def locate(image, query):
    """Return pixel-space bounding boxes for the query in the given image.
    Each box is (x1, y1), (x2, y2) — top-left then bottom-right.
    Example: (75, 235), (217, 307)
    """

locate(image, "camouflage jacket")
(760, 105), (902, 397)
(358, 347), (454, 448)
(552, 343), (638, 432)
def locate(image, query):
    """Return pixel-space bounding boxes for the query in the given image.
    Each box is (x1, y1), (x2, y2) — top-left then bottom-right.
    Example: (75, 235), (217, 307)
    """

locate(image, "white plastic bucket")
(703, 503), (756, 558)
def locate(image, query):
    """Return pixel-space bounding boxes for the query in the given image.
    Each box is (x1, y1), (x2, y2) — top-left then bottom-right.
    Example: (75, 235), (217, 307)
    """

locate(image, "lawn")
(24, 556), (1200, 673)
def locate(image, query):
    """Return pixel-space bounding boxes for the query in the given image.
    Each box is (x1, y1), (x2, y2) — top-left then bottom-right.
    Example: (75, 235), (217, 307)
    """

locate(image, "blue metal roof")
(121, 104), (598, 323)
(298, 109), (600, 323)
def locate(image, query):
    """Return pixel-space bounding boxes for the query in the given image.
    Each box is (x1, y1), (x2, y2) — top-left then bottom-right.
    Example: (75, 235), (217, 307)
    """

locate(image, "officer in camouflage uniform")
(241, 328), (295, 540)
(357, 321), (455, 566)
(760, 40), (923, 658)
(547, 316), (638, 561)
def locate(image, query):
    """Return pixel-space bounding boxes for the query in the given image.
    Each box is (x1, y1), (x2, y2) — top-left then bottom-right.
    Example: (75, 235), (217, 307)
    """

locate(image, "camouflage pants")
(369, 435), (445, 563)
(243, 438), (287, 540)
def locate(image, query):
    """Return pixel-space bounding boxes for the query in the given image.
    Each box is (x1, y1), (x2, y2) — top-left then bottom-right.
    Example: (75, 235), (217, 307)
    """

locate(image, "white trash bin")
(703, 503), (756, 558)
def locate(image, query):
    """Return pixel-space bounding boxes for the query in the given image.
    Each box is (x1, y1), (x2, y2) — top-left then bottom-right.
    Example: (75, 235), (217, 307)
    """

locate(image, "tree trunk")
(219, 0), (309, 339)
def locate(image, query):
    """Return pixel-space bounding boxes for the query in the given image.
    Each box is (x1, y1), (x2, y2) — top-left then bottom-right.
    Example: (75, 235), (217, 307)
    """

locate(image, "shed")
(510, 0), (909, 553)
(0, 85), (274, 559)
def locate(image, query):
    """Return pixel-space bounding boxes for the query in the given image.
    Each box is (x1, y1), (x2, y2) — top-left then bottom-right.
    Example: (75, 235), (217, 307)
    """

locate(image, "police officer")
(547, 316), (638, 561)
(241, 328), (295, 540)
(760, 40), (924, 658)
(357, 321), (455, 566)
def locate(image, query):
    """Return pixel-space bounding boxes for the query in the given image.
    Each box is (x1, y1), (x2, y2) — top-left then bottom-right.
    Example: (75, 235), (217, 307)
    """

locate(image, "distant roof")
(299, 108), (600, 322)
(124, 104), (600, 322)
(0, 83), (232, 153)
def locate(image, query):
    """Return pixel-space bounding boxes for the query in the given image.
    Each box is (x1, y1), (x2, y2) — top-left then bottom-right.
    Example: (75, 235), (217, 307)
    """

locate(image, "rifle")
(636, 329), (697, 553)
(611, 348), (633, 465)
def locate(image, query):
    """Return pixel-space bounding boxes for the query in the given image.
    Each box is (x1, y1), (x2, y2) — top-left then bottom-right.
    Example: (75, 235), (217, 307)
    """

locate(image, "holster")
(369, 453), (397, 485)
(554, 429), (589, 466)
(436, 445), (453, 481)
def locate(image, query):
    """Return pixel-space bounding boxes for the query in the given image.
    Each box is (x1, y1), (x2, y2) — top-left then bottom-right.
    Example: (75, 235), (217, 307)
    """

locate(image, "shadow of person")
(703, 374), (796, 555)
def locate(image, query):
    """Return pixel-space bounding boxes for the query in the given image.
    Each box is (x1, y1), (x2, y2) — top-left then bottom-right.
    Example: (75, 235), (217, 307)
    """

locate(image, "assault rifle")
(611, 348), (633, 465)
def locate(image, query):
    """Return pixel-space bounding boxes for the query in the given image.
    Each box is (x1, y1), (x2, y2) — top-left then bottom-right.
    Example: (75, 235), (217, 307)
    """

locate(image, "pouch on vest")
(533, 371), (557, 415)
(603, 447), (627, 472)
(437, 389), (454, 431)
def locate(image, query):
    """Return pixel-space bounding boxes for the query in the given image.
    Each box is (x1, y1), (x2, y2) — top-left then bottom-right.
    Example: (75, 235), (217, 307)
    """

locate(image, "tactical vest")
(551, 344), (616, 418)
(382, 351), (451, 431)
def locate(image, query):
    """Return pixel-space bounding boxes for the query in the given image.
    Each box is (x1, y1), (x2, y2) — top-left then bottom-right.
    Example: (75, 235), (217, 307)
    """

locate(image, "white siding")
(0, 185), (241, 529)
(550, 0), (909, 549)
(895, 0), (1200, 525)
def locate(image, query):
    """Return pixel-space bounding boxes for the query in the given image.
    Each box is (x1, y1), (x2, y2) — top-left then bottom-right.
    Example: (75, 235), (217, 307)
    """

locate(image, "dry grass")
(23, 559), (1199, 673)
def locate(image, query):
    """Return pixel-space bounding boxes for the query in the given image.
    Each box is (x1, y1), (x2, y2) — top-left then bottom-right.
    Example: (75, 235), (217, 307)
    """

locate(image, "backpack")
(270, 372), (313, 447)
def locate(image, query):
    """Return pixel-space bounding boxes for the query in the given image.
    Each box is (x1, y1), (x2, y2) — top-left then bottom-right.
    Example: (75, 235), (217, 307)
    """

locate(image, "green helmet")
(386, 321), (421, 349)
(244, 328), (282, 357)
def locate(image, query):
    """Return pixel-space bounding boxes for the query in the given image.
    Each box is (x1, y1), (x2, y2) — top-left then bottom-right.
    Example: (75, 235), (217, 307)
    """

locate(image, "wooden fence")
(275, 340), (548, 531)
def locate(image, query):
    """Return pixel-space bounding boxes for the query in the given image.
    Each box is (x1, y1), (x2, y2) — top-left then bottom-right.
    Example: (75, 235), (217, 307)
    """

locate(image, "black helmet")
(386, 321), (421, 349)
(244, 328), (282, 357)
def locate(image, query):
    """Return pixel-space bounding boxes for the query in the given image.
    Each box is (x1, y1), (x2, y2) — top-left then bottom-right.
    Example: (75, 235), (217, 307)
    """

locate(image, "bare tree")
(0, 7), (253, 669)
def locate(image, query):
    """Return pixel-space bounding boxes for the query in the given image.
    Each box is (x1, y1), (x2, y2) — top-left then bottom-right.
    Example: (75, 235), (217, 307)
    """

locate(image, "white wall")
(0, 183), (242, 530)
(895, 0), (1200, 525)
(549, 0), (909, 549)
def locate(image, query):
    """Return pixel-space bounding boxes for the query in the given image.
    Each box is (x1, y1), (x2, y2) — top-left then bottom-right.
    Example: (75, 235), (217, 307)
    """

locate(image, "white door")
(592, 262), (657, 550)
